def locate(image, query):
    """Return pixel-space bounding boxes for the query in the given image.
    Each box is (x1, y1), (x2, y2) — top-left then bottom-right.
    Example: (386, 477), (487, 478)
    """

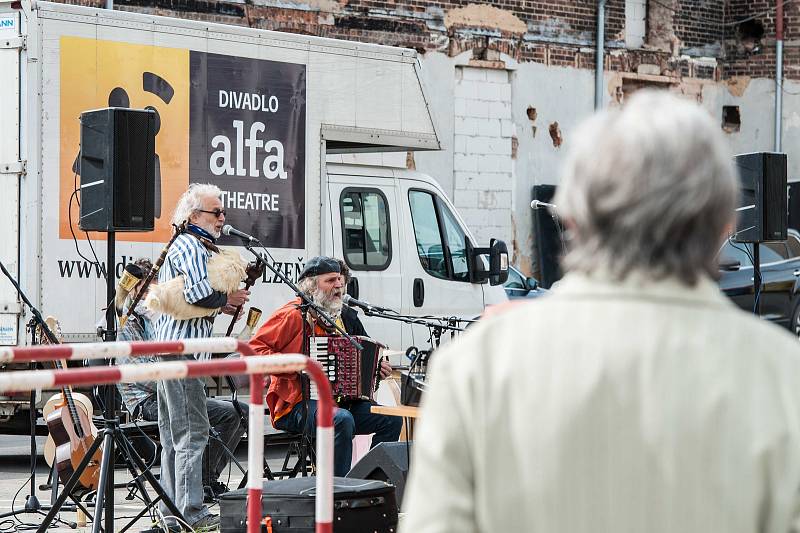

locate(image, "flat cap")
(298, 256), (341, 281)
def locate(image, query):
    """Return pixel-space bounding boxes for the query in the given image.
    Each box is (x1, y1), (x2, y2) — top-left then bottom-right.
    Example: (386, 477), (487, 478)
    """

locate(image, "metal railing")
(0, 338), (335, 533)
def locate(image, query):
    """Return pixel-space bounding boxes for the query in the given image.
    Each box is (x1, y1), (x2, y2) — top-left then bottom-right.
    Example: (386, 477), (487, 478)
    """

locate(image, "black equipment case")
(219, 476), (398, 533)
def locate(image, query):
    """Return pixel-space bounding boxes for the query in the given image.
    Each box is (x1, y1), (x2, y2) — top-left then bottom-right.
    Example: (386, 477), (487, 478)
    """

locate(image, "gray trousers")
(204, 398), (246, 483)
(136, 395), (245, 485)
(157, 376), (210, 525)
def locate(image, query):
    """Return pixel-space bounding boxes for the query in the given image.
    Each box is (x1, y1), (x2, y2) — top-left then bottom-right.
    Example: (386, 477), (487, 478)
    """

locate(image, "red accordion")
(309, 335), (385, 402)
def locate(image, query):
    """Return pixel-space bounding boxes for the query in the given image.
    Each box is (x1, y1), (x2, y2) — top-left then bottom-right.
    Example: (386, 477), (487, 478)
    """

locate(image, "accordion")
(309, 335), (385, 402)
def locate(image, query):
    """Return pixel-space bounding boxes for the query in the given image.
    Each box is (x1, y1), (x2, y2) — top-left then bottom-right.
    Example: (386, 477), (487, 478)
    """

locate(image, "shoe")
(203, 480), (230, 503)
(191, 513), (220, 530)
(210, 480), (229, 497)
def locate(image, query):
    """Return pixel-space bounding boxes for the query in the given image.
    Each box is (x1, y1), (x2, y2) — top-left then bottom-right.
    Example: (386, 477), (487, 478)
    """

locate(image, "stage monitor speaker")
(734, 152), (787, 243)
(532, 184), (563, 288)
(78, 107), (156, 232)
(346, 441), (411, 507)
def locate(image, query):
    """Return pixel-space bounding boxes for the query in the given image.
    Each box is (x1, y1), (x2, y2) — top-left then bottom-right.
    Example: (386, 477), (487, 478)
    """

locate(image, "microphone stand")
(236, 238), (364, 476)
(242, 241), (362, 351)
(354, 307), (468, 336)
(0, 259), (77, 530)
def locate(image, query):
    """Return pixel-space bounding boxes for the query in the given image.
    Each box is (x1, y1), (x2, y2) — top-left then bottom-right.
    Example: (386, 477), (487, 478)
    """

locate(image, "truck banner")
(59, 37), (306, 248)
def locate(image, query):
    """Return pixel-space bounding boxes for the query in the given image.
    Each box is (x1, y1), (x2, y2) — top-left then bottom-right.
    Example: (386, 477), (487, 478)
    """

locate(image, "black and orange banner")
(59, 37), (306, 248)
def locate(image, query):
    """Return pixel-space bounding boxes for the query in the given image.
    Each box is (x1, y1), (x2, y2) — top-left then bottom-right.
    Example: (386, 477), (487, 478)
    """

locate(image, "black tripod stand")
(0, 260), (79, 530)
(35, 232), (186, 533)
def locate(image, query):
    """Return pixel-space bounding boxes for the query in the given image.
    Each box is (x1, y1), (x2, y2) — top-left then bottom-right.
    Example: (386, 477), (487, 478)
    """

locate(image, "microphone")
(530, 200), (557, 210)
(222, 224), (258, 243)
(115, 263), (144, 313)
(342, 294), (389, 313)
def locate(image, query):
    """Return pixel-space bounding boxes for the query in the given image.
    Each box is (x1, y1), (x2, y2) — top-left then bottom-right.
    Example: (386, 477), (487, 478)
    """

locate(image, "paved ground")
(0, 435), (292, 533)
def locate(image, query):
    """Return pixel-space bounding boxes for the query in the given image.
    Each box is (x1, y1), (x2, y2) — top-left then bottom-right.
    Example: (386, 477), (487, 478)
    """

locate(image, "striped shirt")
(155, 233), (217, 359)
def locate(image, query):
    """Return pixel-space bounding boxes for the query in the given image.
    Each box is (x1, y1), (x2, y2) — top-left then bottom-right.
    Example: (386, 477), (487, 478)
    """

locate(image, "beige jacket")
(401, 273), (800, 533)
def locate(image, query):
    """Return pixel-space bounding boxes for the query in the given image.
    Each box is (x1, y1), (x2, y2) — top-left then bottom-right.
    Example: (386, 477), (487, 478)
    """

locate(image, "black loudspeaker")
(734, 152), (788, 243)
(78, 107), (156, 232)
(532, 184), (563, 288)
(346, 441), (411, 507)
(787, 182), (800, 232)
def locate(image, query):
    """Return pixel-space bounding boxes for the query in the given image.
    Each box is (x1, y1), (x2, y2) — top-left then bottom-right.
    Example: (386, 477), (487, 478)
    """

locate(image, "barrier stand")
(0, 338), (335, 533)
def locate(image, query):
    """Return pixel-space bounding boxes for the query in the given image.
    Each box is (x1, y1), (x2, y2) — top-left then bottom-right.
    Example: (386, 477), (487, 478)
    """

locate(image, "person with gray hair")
(155, 183), (250, 529)
(401, 91), (800, 533)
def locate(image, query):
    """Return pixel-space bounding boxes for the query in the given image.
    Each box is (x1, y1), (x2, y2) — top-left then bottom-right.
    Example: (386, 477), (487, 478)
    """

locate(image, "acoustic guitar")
(38, 317), (101, 491)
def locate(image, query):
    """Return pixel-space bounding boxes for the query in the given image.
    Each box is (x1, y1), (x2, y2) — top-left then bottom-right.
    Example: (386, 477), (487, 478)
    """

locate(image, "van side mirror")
(469, 238), (509, 286)
(719, 258), (741, 272)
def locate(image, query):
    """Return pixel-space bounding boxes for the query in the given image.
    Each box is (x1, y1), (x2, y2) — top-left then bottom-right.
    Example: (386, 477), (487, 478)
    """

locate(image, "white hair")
(298, 277), (317, 295)
(171, 183), (223, 226)
(553, 90), (737, 285)
(298, 276), (343, 317)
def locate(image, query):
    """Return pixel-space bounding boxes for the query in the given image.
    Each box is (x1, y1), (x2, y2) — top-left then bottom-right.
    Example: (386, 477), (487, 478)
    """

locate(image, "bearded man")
(250, 256), (401, 476)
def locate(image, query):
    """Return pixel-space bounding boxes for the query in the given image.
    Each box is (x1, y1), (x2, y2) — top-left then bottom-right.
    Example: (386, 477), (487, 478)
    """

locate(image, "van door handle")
(347, 277), (359, 299)
(413, 278), (424, 307)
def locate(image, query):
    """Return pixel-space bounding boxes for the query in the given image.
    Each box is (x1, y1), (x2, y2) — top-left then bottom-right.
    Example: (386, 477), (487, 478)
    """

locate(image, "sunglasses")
(197, 208), (226, 218)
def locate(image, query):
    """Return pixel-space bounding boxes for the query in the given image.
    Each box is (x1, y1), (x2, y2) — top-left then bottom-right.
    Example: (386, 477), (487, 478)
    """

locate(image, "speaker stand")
(753, 244), (762, 316)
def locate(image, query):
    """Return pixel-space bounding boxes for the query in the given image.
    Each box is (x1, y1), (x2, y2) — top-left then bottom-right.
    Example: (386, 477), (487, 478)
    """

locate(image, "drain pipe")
(775, 0), (784, 151)
(595, 0), (606, 110)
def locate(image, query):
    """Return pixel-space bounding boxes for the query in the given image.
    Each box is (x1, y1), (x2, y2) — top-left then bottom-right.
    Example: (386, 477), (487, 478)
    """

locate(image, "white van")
(0, 0), (508, 351)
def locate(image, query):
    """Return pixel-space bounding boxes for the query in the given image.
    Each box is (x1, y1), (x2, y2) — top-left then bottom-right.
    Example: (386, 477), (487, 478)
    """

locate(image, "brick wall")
(54, 0), (794, 81)
(723, 0), (800, 80)
(676, 0), (725, 55)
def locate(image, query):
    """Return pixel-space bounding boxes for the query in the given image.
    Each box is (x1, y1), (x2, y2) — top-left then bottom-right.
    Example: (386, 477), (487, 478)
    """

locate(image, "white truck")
(0, 0), (508, 429)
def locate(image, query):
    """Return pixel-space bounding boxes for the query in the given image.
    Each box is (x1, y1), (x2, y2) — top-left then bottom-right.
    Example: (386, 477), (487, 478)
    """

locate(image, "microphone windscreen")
(222, 224), (233, 236)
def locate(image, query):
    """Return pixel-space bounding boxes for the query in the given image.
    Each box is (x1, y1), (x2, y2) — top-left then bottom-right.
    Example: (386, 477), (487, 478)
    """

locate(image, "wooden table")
(371, 404), (419, 440)
(370, 404), (419, 419)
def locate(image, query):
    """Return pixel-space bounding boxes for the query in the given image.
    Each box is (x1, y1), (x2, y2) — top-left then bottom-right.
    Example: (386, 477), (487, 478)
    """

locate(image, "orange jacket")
(248, 298), (328, 423)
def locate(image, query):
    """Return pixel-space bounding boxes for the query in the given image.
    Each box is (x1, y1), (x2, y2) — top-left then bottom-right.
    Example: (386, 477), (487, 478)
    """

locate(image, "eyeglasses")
(197, 208), (226, 218)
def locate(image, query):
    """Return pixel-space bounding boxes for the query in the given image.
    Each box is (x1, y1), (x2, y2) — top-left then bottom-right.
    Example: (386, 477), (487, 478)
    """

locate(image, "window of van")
(340, 189), (391, 270)
(408, 190), (470, 282)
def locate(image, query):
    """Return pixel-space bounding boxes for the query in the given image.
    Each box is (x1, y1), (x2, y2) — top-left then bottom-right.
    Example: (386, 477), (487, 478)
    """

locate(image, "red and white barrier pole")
(0, 338), (335, 533)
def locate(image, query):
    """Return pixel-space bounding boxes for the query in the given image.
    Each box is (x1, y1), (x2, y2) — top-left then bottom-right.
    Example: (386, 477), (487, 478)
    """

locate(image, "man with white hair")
(401, 91), (800, 533)
(155, 183), (250, 529)
(250, 256), (401, 477)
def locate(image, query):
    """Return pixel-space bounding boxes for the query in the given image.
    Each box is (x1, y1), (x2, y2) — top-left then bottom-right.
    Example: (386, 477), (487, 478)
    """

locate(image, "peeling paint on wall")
(725, 76), (751, 97)
(549, 122), (562, 148)
(406, 151), (416, 170)
(444, 4), (527, 35)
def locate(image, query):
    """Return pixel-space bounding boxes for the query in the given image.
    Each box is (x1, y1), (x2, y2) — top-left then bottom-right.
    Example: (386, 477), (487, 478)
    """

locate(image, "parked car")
(718, 229), (800, 336)
(504, 266), (548, 299)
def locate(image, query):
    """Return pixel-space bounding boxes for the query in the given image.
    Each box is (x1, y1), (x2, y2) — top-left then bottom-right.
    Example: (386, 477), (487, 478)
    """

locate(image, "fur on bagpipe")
(145, 249), (247, 320)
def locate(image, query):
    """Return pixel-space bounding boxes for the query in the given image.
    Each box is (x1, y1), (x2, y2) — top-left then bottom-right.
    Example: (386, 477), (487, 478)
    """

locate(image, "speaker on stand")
(733, 151), (788, 317)
(47, 107), (167, 533)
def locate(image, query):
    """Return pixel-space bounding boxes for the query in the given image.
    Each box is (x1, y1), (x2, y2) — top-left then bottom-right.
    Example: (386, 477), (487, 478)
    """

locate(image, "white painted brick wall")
(454, 172), (512, 191)
(453, 65), (515, 245)
(460, 67), (487, 81)
(453, 189), (478, 207)
(477, 119), (502, 137)
(486, 69), (509, 84)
